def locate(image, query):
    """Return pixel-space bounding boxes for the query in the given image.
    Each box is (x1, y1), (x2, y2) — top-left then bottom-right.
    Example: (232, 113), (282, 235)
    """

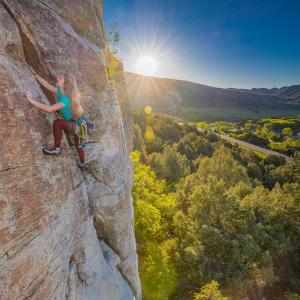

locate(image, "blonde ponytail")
(63, 74), (84, 120)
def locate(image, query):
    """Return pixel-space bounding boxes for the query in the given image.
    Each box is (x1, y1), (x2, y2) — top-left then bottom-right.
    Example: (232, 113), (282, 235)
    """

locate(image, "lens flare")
(144, 105), (153, 115)
(144, 126), (155, 142)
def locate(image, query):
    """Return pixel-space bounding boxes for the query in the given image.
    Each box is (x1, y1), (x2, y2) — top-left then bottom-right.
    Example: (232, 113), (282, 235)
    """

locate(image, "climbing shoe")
(42, 147), (61, 155)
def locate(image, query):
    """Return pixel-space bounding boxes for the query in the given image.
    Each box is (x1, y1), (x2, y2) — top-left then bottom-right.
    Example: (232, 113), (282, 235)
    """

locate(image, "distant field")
(160, 106), (300, 122)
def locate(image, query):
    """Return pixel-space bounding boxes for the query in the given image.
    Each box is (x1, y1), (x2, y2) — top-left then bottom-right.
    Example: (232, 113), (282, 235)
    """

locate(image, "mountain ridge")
(126, 71), (300, 97)
(229, 85), (300, 100)
(125, 72), (300, 110)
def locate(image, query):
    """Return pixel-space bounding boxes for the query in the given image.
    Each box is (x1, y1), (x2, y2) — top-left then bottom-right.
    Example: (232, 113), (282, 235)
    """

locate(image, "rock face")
(0, 1), (141, 299)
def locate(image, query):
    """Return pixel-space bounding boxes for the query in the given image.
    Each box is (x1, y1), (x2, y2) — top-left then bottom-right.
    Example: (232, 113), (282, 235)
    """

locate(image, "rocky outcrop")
(0, 1), (140, 299)
(114, 62), (134, 152)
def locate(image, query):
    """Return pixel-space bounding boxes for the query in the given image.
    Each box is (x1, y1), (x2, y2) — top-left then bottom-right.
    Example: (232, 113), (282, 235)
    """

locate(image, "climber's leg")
(74, 135), (85, 163)
(53, 119), (75, 147)
(43, 119), (75, 155)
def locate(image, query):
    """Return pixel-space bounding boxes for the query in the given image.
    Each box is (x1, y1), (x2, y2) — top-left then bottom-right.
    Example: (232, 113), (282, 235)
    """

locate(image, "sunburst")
(135, 55), (158, 76)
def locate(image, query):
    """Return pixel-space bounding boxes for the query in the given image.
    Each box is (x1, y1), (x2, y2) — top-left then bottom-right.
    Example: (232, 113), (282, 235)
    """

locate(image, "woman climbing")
(26, 70), (85, 167)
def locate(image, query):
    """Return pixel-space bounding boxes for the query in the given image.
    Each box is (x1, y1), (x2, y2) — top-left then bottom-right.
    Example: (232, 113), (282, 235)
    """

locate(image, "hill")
(125, 72), (300, 121)
(229, 85), (300, 102)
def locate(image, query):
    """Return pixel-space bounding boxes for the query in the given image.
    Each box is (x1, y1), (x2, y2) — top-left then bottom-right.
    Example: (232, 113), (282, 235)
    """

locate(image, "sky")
(104, 0), (300, 88)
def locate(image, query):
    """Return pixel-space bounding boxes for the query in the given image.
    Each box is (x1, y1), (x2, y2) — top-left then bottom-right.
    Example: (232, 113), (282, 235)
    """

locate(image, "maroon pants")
(53, 119), (84, 163)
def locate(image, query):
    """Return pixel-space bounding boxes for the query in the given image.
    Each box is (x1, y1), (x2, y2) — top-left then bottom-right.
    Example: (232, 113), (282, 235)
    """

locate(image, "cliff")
(0, 1), (141, 299)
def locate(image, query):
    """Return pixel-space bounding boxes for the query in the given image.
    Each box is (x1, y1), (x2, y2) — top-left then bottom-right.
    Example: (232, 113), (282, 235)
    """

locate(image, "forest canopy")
(132, 110), (300, 300)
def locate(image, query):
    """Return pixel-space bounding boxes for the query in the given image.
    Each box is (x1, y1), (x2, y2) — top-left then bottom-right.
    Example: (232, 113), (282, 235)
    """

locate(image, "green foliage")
(263, 154), (286, 167)
(282, 127), (293, 136)
(139, 243), (177, 300)
(205, 117), (300, 156)
(262, 122), (273, 136)
(196, 145), (251, 188)
(104, 23), (121, 86)
(177, 132), (214, 161)
(133, 124), (147, 161)
(233, 132), (269, 147)
(196, 121), (209, 129)
(131, 151), (177, 299)
(174, 162), (300, 296)
(170, 107), (300, 122)
(247, 162), (263, 181)
(134, 199), (162, 244)
(106, 22), (120, 55)
(267, 131), (280, 141)
(294, 151), (300, 183)
(194, 281), (229, 300)
(269, 163), (295, 185)
(244, 121), (256, 131)
(105, 49), (120, 86)
(286, 292), (300, 300)
(132, 114), (300, 299)
(148, 145), (190, 185)
(210, 121), (237, 133)
(153, 119), (182, 145)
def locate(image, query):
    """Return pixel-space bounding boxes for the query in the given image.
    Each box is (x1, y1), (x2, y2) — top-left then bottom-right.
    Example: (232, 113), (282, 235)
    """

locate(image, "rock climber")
(26, 70), (85, 167)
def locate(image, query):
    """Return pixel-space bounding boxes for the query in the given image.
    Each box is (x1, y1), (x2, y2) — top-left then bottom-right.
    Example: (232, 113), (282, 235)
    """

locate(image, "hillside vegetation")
(125, 73), (300, 121)
(132, 111), (300, 300)
(197, 117), (300, 157)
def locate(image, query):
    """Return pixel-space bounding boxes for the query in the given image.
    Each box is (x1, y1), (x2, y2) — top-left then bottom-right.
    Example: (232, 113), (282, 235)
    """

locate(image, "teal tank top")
(56, 87), (73, 120)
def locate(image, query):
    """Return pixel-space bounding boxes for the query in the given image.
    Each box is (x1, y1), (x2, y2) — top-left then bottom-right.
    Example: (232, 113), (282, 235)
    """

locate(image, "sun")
(136, 55), (158, 76)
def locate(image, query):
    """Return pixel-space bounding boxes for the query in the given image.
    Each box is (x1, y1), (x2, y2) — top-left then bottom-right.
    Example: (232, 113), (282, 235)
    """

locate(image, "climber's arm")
(30, 67), (56, 94)
(34, 73), (57, 94)
(26, 91), (64, 113)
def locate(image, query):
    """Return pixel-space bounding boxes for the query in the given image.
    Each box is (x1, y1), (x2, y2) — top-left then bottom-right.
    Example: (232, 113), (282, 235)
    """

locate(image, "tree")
(134, 199), (162, 244)
(244, 121), (255, 132)
(268, 131), (281, 142)
(177, 132), (213, 161)
(247, 162), (263, 181)
(131, 114), (300, 299)
(106, 22), (120, 55)
(282, 127), (293, 136)
(196, 145), (250, 188)
(263, 154), (286, 167)
(172, 145), (300, 298)
(133, 124), (147, 161)
(139, 243), (177, 300)
(294, 151), (300, 183)
(194, 281), (229, 300)
(261, 123), (273, 137)
(104, 23), (121, 86)
(148, 146), (190, 184)
(131, 151), (177, 299)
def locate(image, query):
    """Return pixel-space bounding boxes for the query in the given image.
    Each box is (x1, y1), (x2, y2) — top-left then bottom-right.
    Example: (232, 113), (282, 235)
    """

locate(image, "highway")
(153, 112), (294, 163)
(218, 133), (293, 163)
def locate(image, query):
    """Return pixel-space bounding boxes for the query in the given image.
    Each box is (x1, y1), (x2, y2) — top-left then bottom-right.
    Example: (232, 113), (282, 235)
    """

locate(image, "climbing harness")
(74, 115), (94, 149)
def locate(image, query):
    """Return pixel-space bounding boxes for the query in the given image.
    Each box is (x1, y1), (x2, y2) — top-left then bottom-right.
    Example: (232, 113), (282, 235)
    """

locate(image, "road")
(218, 134), (293, 163)
(153, 112), (294, 163)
